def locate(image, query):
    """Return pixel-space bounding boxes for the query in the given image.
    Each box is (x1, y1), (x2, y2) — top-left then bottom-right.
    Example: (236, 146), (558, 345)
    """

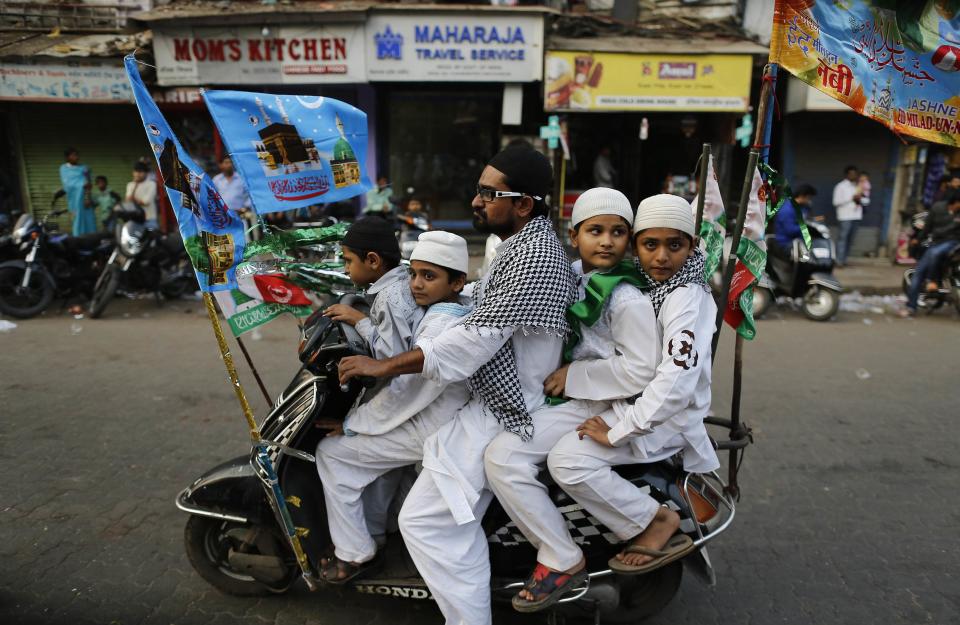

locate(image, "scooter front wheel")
(801, 285), (840, 321)
(184, 515), (297, 597)
(88, 265), (119, 319)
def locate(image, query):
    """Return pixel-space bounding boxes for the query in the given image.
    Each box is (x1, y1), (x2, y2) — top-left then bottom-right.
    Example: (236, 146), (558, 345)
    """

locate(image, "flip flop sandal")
(608, 534), (695, 576)
(319, 553), (381, 586)
(511, 563), (589, 613)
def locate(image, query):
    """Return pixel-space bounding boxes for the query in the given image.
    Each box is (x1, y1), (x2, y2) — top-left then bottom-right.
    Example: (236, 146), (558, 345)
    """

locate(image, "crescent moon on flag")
(296, 96), (325, 109)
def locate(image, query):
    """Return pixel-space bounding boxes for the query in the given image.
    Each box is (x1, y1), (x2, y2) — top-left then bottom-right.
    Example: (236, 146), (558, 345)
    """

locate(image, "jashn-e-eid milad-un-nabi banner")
(771, 0), (960, 147)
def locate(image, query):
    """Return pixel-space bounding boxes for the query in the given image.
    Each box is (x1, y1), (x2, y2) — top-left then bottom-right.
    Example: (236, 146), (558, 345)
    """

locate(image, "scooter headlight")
(120, 223), (144, 256)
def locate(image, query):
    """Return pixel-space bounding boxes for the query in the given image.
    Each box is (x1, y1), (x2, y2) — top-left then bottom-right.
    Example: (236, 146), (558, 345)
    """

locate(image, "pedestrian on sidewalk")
(125, 162), (158, 229)
(900, 192), (960, 317)
(59, 148), (96, 236)
(832, 165), (865, 267)
(212, 156), (257, 240)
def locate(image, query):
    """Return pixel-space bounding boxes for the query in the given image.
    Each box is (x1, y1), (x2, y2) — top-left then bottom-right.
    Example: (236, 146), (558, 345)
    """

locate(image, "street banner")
(124, 55), (246, 292)
(689, 154), (726, 278)
(544, 51), (752, 112)
(214, 260), (312, 336)
(724, 167), (768, 341)
(204, 90), (372, 214)
(771, 0), (960, 146)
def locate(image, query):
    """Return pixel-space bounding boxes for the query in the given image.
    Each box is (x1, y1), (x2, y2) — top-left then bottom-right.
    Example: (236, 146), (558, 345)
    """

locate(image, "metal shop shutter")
(16, 103), (150, 228)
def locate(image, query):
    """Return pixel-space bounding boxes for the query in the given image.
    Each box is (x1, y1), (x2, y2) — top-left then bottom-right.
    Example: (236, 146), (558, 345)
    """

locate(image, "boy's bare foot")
(616, 507), (681, 568)
(517, 556), (586, 601)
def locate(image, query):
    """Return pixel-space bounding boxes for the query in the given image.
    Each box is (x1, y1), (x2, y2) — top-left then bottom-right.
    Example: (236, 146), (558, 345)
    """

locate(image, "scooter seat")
(65, 233), (109, 252)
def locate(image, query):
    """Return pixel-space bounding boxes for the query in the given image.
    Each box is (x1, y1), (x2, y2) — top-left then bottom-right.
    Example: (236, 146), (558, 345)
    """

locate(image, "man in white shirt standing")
(338, 146), (575, 625)
(212, 156), (256, 240)
(832, 165), (866, 266)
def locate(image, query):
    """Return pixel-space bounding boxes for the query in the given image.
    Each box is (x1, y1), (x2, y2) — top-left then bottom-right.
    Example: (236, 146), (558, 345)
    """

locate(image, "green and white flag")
(214, 260), (312, 336)
(689, 154), (726, 279)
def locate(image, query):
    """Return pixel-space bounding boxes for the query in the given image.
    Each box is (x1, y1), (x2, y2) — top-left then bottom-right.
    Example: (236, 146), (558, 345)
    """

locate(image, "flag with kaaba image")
(203, 89), (372, 214)
(124, 55), (246, 291)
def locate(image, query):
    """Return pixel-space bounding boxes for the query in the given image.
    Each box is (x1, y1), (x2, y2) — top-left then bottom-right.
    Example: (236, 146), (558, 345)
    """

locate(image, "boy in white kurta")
(548, 194), (720, 575)
(315, 231), (472, 583)
(483, 187), (660, 612)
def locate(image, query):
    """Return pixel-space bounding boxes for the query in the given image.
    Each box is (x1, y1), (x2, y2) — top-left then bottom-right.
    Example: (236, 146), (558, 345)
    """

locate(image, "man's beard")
(472, 210), (491, 233)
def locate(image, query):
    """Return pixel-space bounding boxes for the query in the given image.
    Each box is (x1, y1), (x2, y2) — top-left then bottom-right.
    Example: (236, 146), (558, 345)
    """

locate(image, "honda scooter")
(756, 221), (842, 321)
(176, 295), (750, 622)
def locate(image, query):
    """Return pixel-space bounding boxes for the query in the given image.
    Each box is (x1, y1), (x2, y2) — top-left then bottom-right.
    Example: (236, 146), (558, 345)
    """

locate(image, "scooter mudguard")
(809, 272), (842, 291)
(0, 259), (57, 290)
(176, 455), (271, 524)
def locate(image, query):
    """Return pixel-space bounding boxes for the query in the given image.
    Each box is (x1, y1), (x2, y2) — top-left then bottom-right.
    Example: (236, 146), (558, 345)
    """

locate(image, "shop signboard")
(153, 25), (366, 86)
(0, 62), (132, 103)
(544, 51), (752, 112)
(771, 0), (960, 147)
(366, 13), (543, 82)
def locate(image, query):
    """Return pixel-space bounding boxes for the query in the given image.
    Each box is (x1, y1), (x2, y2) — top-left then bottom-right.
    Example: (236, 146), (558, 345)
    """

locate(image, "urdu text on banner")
(771, 0), (960, 146)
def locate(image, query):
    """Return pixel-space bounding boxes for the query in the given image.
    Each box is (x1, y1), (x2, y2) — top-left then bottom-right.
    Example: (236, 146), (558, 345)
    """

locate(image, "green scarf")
(546, 260), (649, 406)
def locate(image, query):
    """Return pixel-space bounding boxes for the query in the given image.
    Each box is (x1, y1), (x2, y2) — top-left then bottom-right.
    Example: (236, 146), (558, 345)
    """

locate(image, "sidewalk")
(835, 257), (906, 295)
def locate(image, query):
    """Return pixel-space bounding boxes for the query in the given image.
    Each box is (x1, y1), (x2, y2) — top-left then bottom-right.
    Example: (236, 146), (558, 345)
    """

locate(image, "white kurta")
(484, 264), (660, 571)
(399, 235), (564, 625)
(548, 285), (721, 542)
(315, 303), (471, 564)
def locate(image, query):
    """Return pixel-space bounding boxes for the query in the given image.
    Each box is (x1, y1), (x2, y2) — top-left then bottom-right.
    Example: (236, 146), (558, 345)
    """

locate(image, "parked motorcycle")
(88, 208), (196, 318)
(0, 194), (112, 319)
(901, 212), (960, 315)
(754, 221), (842, 321)
(176, 295), (748, 622)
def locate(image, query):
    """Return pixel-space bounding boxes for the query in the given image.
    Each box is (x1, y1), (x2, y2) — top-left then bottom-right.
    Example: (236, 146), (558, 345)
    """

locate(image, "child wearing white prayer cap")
(483, 187), (663, 612)
(547, 193), (720, 578)
(315, 230), (473, 584)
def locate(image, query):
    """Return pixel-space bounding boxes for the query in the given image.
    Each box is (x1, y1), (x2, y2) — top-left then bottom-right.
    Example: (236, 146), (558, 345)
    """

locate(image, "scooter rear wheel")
(801, 285), (840, 321)
(564, 561), (682, 623)
(184, 515), (297, 597)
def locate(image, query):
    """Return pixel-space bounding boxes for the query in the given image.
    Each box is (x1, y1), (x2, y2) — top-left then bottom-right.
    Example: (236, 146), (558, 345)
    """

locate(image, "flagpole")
(202, 292), (317, 589)
(721, 63), (778, 498)
(694, 143), (711, 238)
(235, 334), (272, 407)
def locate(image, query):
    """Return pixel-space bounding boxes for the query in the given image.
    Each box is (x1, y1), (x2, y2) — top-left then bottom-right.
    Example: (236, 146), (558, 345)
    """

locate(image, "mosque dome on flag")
(330, 113), (361, 189)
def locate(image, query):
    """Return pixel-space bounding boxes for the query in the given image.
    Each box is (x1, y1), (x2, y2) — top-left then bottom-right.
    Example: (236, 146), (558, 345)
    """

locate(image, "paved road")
(1, 297), (958, 625)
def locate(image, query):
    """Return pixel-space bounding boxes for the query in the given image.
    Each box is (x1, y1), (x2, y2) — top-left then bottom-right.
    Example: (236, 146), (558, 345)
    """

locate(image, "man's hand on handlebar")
(324, 303), (367, 327)
(338, 355), (387, 384)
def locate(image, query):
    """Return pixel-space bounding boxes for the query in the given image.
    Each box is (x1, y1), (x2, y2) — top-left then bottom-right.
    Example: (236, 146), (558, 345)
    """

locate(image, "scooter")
(0, 192), (112, 319)
(176, 295), (748, 622)
(756, 221), (843, 321)
(88, 208), (196, 318)
(901, 212), (960, 315)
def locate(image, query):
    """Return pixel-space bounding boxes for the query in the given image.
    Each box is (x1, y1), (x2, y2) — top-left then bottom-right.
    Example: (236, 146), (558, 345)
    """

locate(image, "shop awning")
(0, 30), (151, 60)
(548, 35), (768, 56)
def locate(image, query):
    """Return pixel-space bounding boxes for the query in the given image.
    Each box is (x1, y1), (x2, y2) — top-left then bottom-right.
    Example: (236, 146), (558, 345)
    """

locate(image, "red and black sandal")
(511, 563), (588, 613)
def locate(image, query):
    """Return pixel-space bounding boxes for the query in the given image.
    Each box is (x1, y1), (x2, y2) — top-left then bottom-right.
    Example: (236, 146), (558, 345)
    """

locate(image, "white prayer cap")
(410, 231), (469, 274)
(633, 193), (696, 238)
(571, 187), (634, 228)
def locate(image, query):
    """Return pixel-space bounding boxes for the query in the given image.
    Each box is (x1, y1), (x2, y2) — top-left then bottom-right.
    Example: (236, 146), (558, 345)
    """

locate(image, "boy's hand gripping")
(543, 364), (570, 398)
(323, 304), (367, 327)
(577, 416), (614, 448)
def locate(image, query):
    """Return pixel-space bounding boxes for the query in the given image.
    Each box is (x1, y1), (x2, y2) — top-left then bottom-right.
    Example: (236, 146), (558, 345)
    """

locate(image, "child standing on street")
(315, 231), (473, 583)
(483, 187), (661, 612)
(548, 194), (720, 577)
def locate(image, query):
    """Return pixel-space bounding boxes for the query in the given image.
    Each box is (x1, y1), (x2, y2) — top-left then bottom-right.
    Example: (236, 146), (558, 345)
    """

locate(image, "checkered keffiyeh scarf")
(636, 248), (710, 317)
(463, 216), (575, 441)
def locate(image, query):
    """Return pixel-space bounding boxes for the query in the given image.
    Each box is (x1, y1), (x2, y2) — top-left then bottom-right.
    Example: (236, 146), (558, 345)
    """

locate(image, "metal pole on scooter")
(713, 63), (778, 498)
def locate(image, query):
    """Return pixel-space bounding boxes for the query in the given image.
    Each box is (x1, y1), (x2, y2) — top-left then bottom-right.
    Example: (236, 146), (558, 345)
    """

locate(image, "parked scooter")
(88, 208), (196, 318)
(176, 295), (748, 622)
(0, 192), (112, 319)
(755, 221), (843, 321)
(901, 212), (960, 315)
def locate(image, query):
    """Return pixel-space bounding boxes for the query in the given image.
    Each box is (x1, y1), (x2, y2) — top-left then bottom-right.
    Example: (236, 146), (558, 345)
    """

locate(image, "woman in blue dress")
(59, 147), (96, 236)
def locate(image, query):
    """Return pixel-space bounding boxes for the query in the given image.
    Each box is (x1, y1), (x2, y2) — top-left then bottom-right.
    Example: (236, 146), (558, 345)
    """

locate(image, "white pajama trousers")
(483, 399), (608, 572)
(547, 411), (661, 542)
(315, 415), (440, 564)
(398, 401), (501, 625)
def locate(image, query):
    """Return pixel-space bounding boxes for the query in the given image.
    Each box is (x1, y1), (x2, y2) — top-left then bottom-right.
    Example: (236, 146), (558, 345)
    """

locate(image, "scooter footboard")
(176, 455), (272, 525)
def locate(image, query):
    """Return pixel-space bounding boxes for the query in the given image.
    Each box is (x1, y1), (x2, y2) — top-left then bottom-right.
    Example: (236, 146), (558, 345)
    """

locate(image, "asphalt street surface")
(1, 296), (958, 625)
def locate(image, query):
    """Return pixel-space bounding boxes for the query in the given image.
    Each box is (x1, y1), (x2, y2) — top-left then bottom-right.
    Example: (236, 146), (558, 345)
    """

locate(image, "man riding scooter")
(900, 191), (960, 317)
(770, 184), (816, 260)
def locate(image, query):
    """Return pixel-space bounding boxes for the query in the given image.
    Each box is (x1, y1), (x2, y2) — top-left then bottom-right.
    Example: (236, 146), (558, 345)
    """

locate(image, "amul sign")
(153, 25), (366, 85)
